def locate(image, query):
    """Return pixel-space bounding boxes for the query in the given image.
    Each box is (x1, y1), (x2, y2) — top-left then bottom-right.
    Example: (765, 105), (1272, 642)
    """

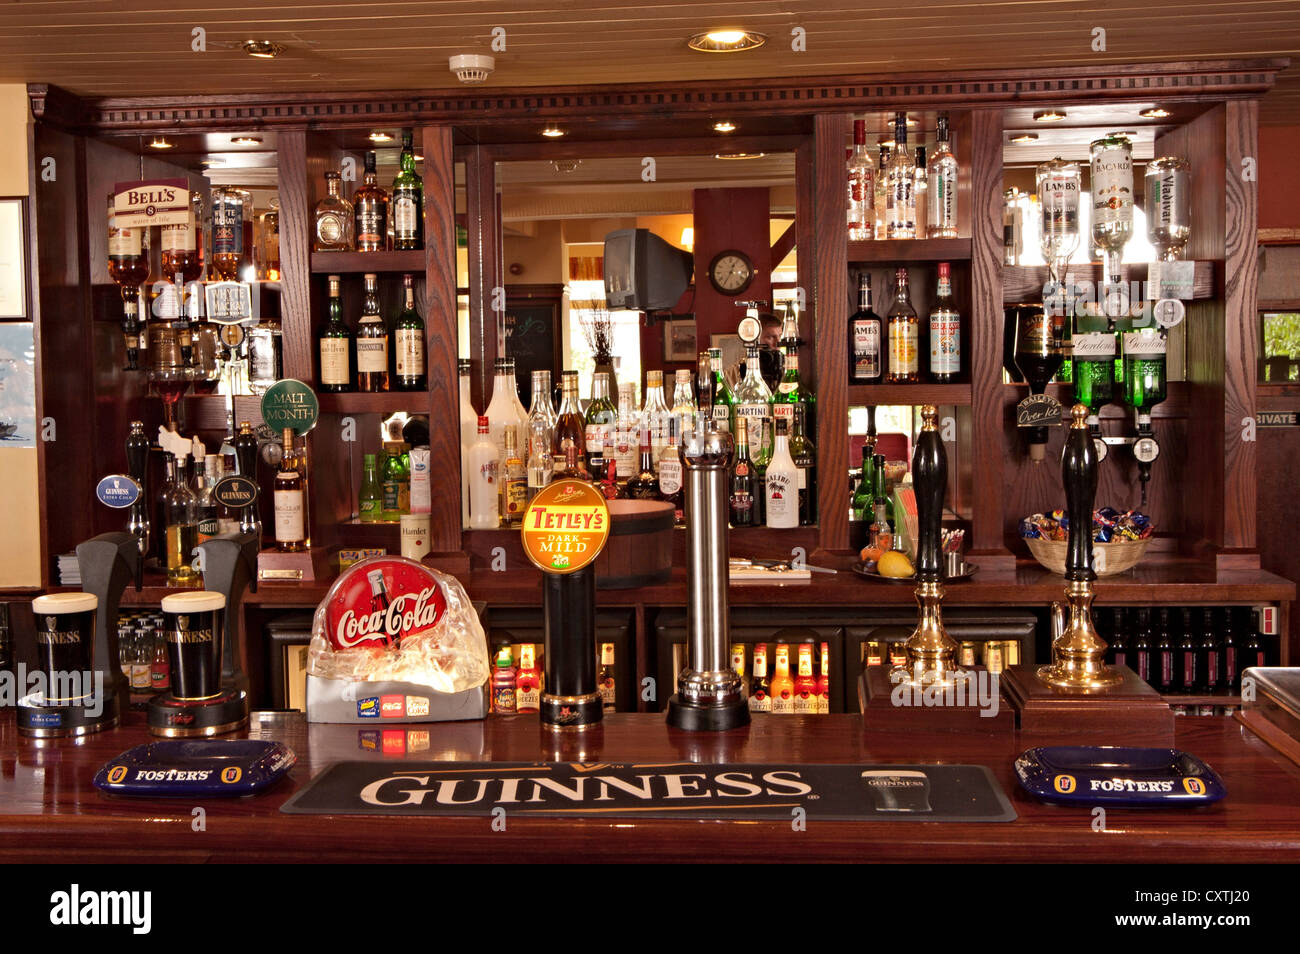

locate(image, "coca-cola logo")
(323, 558), (448, 651)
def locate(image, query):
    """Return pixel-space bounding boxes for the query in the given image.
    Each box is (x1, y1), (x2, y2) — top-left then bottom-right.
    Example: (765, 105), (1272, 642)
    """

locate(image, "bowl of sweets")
(1020, 508), (1153, 577)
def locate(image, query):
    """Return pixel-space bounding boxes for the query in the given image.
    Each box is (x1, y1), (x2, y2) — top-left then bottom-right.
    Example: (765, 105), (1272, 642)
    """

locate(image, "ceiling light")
(1010, 133), (1039, 143)
(243, 40), (283, 59)
(148, 137), (173, 149)
(1033, 109), (1067, 123)
(368, 131), (394, 144)
(687, 29), (767, 52)
(714, 152), (766, 160)
(712, 120), (737, 134)
(541, 126), (565, 139)
(1140, 107), (1171, 119)
(231, 135), (262, 146)
(200, 158), (225, 167)
(551, 159), (581, 174)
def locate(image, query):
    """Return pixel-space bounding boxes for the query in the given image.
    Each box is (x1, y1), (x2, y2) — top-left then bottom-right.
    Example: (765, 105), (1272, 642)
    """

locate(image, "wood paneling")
(464, 146), (500, 411)
(969, 109), (1004, 555)
(423, 125), (463, 553)
(690, 187), (773, 347)
(276, 128), (312, 381)
(811, 113), (848, 551)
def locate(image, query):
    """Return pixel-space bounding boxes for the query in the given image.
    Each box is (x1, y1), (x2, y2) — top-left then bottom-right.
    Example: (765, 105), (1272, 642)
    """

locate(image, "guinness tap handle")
(1062, 404), (1099, 583)
(233, 420), (258, 478)
(913, 405), (947, 583)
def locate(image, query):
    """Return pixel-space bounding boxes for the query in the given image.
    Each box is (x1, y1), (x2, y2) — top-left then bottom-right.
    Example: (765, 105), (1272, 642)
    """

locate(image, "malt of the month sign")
(260, 379), (319, 435)
(521, 480), (610, 574)
(113, 179), (191, 228)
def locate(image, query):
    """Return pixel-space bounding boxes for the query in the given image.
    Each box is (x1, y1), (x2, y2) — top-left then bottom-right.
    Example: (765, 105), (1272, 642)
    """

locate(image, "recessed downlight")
(541, 126), (566, 139)
(368, 131), (394, 143)
(712, 120), (737, 133)
(243, 40), (283, 59)
(231, 135), (262, 146)
(1033, 109), (1067, 123)
(688, 30), (767, 52)
(1010, 132), (1039, 143)
(1140, 107), (1171, 119)
(148, 137), (173, 149)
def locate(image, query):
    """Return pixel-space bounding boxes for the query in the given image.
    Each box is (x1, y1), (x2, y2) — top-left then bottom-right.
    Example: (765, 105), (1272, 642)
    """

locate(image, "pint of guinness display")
(31, 592), (98, 703)
(161, 591), (226, 700)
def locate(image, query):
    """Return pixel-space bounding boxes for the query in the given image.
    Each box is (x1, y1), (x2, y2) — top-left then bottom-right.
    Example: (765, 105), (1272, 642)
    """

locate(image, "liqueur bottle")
(515, 644), (541, 713)
(598, 643), (617, 711)
(498, 425), (527, 527)
(729, 422), (757, 528)
(274, 428), (310, 552)
(318, 274), (352, 393)
(1013, 303), (1063, 461)
(749, 643), (772, 712)
(355, 273), (390, 392)
(793, 642), (816, 714)
(770, 644), (795, 714)
(394, 273), (426, 390)
(623, 429), (662, 501)
(764, 419), (798, 529)
(929, 262), (960, 382)
(353, 150), (389, 252)
(314, 170), (355, 251)
(552, 370), (587, 475)
(927, 112), (959, 238)
(391, 129), (424, 251)
(886, 267), (919, 383)
(358, 453), (382, 523)
(848, 272), (883, 384)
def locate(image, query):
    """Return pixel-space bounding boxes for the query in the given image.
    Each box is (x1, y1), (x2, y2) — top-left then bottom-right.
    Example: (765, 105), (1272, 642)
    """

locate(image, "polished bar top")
(3, 711), (1299, 863)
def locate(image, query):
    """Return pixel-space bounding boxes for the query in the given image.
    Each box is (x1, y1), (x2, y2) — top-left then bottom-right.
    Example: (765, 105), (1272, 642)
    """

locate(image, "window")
(1261, 312), (1300, 382)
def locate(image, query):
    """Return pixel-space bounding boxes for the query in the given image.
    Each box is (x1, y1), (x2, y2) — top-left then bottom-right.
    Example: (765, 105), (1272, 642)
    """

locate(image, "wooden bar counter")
(3, 710), (1299, 863)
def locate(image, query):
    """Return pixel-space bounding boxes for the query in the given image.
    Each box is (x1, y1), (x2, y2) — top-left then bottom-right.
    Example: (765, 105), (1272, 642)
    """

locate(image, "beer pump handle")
(75, 531), (141, 704)
(913, 405), (947, 583)
(1062, 404), (1099, 583)
(198, 532), (260, 685)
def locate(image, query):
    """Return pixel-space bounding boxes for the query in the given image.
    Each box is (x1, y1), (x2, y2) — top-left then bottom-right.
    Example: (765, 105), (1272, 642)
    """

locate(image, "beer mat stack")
(57, 552), (81, 586)
(281, 761), (1016, 822)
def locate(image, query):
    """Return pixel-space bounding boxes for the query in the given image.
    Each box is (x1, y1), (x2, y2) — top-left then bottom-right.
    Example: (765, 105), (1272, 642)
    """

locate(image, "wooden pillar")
(422, 125), (462, 553)
(275, 127), (312, 381)
(812, 113), (849, 551)
(464, 145), (500, 412)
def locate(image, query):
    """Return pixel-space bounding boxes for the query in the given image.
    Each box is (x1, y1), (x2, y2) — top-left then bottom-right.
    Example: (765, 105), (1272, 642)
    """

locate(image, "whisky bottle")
(160, 190), (202, 284)
(848, 272), (882, 385)
(927, 112), (959, 239)
(391, 129), (424, 251)
(394, 273), (426, 390)
(886, 267), (919, 383)
(552, 370), (587, 475)
(314, 170), (355, 251)
(770, 644), (795, 714)
(598, 643), (617, 712)
(191, 439), (220, 544)
(273, 427), (309, 553)
(929, 262), (960, 382)
(355, 273), (389, 392)
(161, 454), (202, 587)
(359, 453), (382, 523)
(210, 186), (251, 281)
(749, 643), (772, 712)
(353, 150), (389, 252)
(319, 274), (353, 393)
(499, 425), (527, 527)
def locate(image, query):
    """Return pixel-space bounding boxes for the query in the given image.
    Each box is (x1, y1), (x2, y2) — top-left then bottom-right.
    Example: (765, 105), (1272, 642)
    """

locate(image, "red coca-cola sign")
(323, 557), (448, 651)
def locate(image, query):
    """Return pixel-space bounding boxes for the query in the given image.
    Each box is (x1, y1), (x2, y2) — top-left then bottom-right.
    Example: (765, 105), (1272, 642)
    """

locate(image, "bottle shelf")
(847, 383), (971, 406)
(1161, 693), (1243, 708)
(1003, 261), (1216, 304)
(310, 250), (426, 274)
(847, 238), (971, 263)
(340, 518), (401, 547)
(317, 391), (430, 414)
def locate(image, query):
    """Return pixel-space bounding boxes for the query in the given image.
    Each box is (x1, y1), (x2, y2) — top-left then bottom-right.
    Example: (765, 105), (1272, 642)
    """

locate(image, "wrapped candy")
(1020, 508), (1154, 543)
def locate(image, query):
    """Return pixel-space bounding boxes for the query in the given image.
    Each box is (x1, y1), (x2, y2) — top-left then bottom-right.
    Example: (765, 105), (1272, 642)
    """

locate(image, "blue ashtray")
(94, 740), (297, 798)
(1014, 746), (1226, 807)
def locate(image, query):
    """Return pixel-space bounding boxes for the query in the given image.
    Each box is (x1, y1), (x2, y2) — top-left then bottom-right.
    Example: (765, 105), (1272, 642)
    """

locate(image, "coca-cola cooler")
(306, 557), (490, 723)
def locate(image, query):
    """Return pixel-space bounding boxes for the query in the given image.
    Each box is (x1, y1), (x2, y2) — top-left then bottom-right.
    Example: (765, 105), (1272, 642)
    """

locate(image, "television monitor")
(603, 228), (693, 311)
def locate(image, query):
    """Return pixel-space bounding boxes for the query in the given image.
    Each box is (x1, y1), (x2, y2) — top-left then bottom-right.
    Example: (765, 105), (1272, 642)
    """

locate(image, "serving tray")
(1014, 745), (1225, 807)
(93, 740), (297, 798)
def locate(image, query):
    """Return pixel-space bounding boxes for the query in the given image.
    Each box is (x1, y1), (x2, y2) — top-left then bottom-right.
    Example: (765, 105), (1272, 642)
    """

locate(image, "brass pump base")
(1037, 579), (1123, 691)
(889, 579), (967, 688)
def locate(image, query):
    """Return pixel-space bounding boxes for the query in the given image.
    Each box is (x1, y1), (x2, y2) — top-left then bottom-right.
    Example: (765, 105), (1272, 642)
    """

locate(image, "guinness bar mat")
(281, 762), (1017, 822)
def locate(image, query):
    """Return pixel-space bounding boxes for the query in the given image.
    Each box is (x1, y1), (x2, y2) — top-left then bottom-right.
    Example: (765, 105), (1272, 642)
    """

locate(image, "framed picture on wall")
(0, 198), (27, 320)
(663, 318), (697, 362)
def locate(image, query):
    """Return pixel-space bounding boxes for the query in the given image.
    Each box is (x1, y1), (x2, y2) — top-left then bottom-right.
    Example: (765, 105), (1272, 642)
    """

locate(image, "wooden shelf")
(317, 391), (430, 414)
(848, 383), (971, 406)
(1164, 693), (1243, 708)
(1003, 261), (1217, 304)
(339, 518), (400, 548)
(847, 238), (971, 263)
(309, 250), (425, 274)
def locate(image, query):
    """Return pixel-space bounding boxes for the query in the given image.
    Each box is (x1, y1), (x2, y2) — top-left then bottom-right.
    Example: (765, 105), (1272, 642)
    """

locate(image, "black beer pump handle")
(125, 422), (149, 484)
(913, 405), (947, 583)
(1062, 404), (1099, 582)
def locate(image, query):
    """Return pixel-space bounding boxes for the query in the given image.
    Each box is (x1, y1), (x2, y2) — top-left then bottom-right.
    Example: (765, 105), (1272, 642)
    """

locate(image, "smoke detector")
(450, 54), (495, 85)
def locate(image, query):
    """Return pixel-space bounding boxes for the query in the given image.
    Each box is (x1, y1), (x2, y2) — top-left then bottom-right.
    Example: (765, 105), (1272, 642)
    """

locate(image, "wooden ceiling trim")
(29, 58), (1287, 135)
